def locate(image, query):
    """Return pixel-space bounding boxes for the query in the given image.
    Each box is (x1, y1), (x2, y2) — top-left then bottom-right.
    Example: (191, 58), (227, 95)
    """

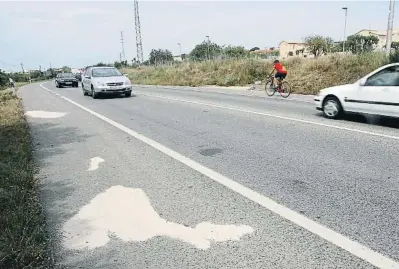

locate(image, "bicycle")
(264, 75), (291, 98)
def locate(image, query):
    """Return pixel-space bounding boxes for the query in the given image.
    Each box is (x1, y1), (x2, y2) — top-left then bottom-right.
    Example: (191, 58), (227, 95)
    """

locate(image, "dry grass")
(123, 52), (388, 95)
(0, 89), (52, 268)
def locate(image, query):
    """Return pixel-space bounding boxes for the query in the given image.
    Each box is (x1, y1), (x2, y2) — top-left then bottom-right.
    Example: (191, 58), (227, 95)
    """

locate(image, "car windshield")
(92, 68), (122, 77)
(59, 73), (75, 78)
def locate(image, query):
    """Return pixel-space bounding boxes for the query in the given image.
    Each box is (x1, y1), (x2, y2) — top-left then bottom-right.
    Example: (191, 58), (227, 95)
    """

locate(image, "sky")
(0, 0), (396, 71)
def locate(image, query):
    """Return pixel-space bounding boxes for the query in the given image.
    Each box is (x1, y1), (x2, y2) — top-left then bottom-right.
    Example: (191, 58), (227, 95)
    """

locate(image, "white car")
(315, 63), (399, 119)
(82, 66), (132, 99)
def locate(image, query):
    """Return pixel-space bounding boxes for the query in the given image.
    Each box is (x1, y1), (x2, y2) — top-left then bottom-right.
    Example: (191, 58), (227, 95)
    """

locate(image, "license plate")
(65, 82), (72, 84)
(110, 86), (119, 90)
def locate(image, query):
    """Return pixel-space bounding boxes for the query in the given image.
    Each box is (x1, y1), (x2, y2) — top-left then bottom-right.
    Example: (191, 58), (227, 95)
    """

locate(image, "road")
(19, 81), (399, 269)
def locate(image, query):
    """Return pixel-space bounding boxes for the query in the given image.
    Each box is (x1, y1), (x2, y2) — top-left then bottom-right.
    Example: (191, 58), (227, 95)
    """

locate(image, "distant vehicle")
(315, 63), (399, 119)
(75, 73), (82, 82)
(81, 66), (132, 99)
(55, 73), (79, 88)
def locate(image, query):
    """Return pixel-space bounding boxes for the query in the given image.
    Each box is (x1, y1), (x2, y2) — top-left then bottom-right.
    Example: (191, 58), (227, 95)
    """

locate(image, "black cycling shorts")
(275, 72), (287, 79)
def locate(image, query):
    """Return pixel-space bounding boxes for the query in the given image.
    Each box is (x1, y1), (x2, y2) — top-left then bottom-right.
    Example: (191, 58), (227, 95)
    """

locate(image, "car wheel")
(91, 86), (98, 99)
(322, 96), (342, 119)
(125, 91), (131, 97)
(83, 87), (88, 96)
(55, 82), (59, 88)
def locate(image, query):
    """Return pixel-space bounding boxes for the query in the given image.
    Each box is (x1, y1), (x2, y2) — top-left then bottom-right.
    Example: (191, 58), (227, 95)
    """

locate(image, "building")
(279, 41), (308, 59)
(354, 28), (399, 50)
(249, 48), (279, 59)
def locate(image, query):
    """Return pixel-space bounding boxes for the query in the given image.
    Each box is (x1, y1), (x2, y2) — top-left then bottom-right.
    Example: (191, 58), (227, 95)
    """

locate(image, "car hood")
(319, 83), (355, 95)
(92, 76), (130, 84)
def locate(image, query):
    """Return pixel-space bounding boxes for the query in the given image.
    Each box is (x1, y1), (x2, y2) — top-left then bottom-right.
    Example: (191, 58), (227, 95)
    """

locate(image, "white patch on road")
(25, 110), (66, 119)
(87, 156), (105, 171)
(40, 82), (399, 269)
(63, 185), (254, 250)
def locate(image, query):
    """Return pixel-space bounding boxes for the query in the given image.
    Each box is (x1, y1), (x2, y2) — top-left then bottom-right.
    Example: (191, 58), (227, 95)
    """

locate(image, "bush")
(389, 50), (399, 63)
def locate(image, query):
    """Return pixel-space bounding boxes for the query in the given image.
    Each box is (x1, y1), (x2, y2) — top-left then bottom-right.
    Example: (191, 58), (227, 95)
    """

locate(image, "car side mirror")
(359, 77), (367, 86)
(85, 76), (90, 79)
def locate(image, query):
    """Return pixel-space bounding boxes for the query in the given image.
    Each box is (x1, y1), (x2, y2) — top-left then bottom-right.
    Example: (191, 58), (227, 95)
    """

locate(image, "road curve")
(18, 81), (399, 269)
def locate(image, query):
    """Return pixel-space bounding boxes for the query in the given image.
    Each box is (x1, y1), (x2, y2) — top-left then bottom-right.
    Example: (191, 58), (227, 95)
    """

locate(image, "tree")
(149, 49), (173, 65)
(223, 45), (247, 58)
(304, 35), (334, 57)
(94, 62), (109, 67)
(249, 47), (260, 52)
(62, 66), (71, 72)
(189, 41), (222, 61)
(331, 41), (344, 53)
(114, 61), (122, 69)
(346, 35), (379, 54)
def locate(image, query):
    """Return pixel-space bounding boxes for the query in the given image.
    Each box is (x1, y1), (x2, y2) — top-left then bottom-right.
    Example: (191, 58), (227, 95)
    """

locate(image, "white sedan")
(315, 63), (399, 119)
(81, 66), (132, 99)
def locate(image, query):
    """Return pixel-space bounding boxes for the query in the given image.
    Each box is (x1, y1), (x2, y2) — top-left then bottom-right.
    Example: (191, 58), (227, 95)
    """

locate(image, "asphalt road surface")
(19, 82), (399, 269)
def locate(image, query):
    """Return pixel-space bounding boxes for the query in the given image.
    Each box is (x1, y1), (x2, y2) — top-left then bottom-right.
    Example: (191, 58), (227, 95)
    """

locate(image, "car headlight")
(125, 80), (131, 86)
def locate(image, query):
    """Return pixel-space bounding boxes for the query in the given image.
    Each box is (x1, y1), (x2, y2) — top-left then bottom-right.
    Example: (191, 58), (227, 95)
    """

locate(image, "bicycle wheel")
(278, 81), (291, 98)
(265, 80), (276, 96)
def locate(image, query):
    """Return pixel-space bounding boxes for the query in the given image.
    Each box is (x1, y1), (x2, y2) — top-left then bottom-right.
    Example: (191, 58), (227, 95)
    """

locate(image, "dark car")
(75, 73), (82, 82)
(55, 73), (79, 88)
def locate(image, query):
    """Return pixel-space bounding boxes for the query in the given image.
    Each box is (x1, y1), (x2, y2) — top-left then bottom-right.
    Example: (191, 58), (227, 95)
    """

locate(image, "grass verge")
(0, 88), (52, 268)
(123, 52), (389, 95)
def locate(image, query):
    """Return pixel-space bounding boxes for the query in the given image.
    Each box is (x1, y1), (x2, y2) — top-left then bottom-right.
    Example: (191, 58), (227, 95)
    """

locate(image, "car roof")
(91, 66), (116, 69)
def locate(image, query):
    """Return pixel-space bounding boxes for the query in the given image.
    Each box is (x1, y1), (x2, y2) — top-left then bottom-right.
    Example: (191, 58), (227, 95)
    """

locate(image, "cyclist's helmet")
(273, 60), (279, 63)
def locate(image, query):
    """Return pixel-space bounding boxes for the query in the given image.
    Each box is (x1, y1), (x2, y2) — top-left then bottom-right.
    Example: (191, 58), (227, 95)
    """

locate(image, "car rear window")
(92, 68), (122, 77)
(59, 73), (75, 78)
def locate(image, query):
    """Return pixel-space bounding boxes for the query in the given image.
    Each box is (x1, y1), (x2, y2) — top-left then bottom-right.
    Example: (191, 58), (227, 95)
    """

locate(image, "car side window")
(365, 66), (399, 87)
(84, 69), (91, 78)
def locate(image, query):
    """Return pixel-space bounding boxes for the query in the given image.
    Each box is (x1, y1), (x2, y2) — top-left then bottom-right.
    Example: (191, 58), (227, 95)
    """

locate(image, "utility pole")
(177, 43), (182, 57)
(206, 35), (210, 60)
(342, 7), (348, 52)
(386, 0), (395, 55)
(120, 52), (122, 62)
(120, 31), (126, 63)
(20, 63), (24, 73)
(39, 65), (42, 72)
(134, 0), (144, 63)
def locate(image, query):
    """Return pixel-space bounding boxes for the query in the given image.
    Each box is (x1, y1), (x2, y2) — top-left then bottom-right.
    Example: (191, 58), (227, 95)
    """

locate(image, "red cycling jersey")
(274, 63), (287, 74)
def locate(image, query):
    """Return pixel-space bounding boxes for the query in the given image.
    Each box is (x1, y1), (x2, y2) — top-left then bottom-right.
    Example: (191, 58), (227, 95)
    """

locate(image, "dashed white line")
(139, 92), (399, 141)
(40, 82), (399, 269)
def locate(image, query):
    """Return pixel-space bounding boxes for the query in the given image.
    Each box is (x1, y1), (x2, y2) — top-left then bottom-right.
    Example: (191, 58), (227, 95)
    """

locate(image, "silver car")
(82, 66), (132, 98)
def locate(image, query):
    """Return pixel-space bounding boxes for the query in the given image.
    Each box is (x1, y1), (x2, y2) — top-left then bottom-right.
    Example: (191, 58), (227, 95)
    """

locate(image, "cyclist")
(270, 60), (287, 89)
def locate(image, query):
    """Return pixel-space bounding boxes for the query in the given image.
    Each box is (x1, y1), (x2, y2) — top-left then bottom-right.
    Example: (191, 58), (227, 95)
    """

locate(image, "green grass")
(123, 52), (388, 95)
(0, 89), (52, 268)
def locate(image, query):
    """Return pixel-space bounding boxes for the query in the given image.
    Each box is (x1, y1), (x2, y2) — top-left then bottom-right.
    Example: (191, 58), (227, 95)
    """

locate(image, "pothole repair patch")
(25, 110), (67, 119)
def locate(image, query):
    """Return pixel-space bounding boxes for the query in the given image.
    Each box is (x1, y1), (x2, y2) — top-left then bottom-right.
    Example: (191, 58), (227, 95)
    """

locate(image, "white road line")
(39, 82), (399, 269)
(140, 92), (399, 141)
(135, 85), (314, 103)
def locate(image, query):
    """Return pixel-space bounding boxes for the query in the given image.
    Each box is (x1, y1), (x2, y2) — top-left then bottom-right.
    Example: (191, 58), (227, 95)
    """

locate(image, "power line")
(134, 0), (144, 63)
